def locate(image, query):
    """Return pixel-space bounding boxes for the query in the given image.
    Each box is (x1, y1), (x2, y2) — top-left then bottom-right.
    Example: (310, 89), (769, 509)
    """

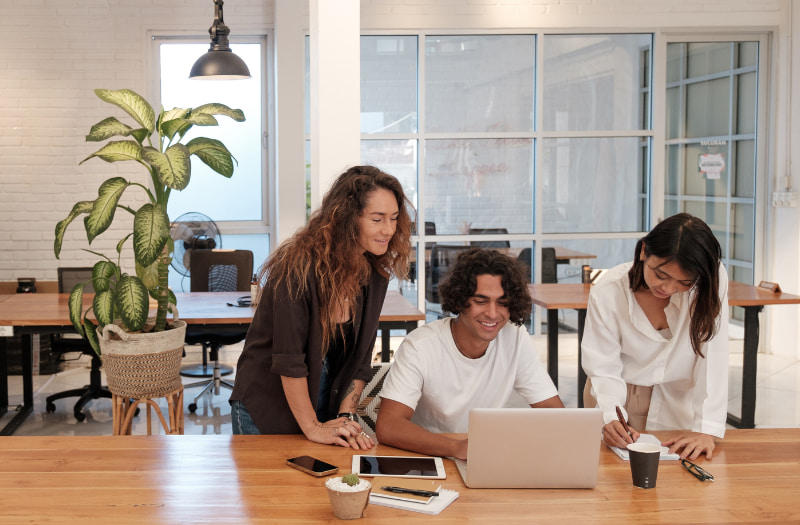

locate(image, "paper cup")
(627, 442), (661, 489)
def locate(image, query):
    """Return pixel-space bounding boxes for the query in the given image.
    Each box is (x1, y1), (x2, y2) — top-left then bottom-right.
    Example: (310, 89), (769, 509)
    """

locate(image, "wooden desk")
(0, 290), (423, 435)
(528, 282), (800, 428)
(0, 429), (796, 523)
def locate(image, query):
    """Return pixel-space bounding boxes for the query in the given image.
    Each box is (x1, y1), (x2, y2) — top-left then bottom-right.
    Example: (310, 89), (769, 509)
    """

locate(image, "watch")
(337, 412), (358, 421)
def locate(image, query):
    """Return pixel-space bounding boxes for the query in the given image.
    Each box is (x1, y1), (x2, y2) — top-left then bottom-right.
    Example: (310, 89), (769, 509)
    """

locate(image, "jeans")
(230, 400), (261, 435)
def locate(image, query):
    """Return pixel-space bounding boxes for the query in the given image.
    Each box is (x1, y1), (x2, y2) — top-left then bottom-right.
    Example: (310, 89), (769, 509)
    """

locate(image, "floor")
(3, 331), (800, 436)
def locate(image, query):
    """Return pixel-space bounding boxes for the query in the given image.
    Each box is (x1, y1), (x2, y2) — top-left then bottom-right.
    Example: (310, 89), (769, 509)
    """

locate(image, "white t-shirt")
(378, 317), (558, 433)
(581, 262), (729, 437)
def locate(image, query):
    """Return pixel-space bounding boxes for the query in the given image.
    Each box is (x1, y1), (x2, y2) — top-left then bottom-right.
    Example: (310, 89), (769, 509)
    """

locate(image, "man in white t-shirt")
(376, 248), (563, 460)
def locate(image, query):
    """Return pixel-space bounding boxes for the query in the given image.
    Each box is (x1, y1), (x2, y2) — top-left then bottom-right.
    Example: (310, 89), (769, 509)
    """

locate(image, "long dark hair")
(439, 248), (532, 325)
(260, 165), (413, 350)
(628, 213), (722, 356)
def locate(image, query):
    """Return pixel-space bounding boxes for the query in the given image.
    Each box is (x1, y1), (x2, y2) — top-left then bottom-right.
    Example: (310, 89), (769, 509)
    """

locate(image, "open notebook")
(608, 433), (680, 460)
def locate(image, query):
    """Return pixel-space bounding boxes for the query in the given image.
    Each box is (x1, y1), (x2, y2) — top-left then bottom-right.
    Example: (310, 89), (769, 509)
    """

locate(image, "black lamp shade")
(190, 50), (251, 80)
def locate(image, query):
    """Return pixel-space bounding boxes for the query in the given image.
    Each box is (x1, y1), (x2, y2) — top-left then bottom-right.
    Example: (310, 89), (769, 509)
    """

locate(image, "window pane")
(678, 143), (729, 197)
(361, 36), (418, 133)
(686, 77), (730, 138)
(161, 43), (263, 222)
(733, 139), (755, 198)
(361, 139), (418, 210)
(687, 43), (731, 78)
(542, 34), (652, 131)
(682, 200), (729, 256)
(425, 35), (534, 132)
(541, 137), (647, 233)
(738, 42), (758, 68)
(423, 139), (533, 234)
(737, 71), (757, 134)
(732, 202), (754, 263)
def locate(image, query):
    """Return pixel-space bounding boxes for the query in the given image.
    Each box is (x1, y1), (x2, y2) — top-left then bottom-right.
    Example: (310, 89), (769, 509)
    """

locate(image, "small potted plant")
(325, 473), (372, 520)
(53, 88), (244, 394)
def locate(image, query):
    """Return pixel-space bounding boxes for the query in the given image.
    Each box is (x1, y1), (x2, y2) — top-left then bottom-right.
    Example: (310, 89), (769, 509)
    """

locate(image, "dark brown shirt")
(230, 261), (388, 434)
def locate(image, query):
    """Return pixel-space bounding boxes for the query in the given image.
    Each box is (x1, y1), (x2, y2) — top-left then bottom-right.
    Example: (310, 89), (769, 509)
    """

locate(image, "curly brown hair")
(439, 248), (532, 325)
(258, 165), (413, 350)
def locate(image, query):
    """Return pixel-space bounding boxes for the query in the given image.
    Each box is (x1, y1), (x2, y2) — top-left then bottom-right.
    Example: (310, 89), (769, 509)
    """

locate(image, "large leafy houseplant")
(54, 88), (245, 355)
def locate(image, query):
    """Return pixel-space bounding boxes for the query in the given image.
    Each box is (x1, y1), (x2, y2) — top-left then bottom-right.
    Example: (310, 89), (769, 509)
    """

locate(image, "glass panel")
(681, 143), (729, 197)
(542, 34), (652, 131)
(686, 77), (730, 138)
(738, 42), (758, 68)
(423, 139), (533, 235)
(666, 42), (685, 83)
(665, 144), (680, 194)
(736, 71), (757, 135)
(665, 86), (681, 139)
(732, 203), (754, 263)
(361, 139), (419, 210)
(733, 139), (755, 198)
(541, 137), (647, 233)
(542, 238), (637, 282)
(361, 36), (418, 133)
(687, 43), (731, 78)
(161, 43), (264, 222)
(425, 35), (535, 132)
(681, 201), (729, 257)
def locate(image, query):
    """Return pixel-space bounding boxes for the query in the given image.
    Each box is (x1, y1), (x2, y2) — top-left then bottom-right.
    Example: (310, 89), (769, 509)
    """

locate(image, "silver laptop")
(454, 408), (604, 488)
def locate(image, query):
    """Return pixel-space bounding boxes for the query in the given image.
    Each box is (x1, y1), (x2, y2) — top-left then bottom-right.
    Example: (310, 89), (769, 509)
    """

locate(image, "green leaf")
(136, 258), (161, 291)
(68, 284), (86, 335)
(54, 201), (93, 258)
(94, 89), (156, 134)
(133, 203), (171, 268)
(92, 260), (117, 293)
(80, 140), (143, 165)
(192, 103), (246, 123)
(186, 113), (218, 127)
(83, 319), (101, 357)
(141, 144), (191, 190)
(186, 137), (235, 177)
(85, 117), (135, 142)
(84, 177), (129, 243)
(93, 289), (116, 327)
(114, 274), (150, 331)
(160, 118), (192, 143)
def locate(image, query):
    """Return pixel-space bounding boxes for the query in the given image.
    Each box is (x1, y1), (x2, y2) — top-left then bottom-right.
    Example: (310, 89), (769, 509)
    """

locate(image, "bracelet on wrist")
(337, 412), (358, 421)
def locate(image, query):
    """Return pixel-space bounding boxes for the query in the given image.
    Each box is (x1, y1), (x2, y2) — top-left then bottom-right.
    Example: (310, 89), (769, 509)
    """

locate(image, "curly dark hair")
(438, 248), (532, 325)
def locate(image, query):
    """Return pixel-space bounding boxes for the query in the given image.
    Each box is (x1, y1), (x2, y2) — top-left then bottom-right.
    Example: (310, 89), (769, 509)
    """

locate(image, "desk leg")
(727, 305), (761, 429)
(577, 309), (586, 408)
(0, 337), (8, 416)
(381, 328), (391, 363)
(547, 309), (559, 388)
(0, 334), (34, 436)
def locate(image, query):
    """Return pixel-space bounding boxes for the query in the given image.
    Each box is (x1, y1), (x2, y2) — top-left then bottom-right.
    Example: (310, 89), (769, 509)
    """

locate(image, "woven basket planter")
(100, 319), (187, 399)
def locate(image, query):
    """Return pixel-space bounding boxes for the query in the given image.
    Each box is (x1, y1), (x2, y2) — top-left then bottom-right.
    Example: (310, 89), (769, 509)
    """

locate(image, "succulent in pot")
(53, 88), (245, 355)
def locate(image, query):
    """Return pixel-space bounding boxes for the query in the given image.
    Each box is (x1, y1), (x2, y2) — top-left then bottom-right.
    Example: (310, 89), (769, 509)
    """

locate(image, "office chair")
(45, 267), (112, 422)
(468, 227), (511, 248)
(183, 249), (253, 413)
(409, 221), (436, 283)
(517, 247), (557, 283)
(425, 244), (473, 307)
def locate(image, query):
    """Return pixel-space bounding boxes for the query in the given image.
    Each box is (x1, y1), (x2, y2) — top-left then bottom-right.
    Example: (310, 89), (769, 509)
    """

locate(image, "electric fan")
(169, 212), (222, 279)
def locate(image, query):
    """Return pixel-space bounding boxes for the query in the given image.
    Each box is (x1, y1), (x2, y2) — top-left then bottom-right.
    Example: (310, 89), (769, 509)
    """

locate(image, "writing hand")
(602, 420), (641, 449)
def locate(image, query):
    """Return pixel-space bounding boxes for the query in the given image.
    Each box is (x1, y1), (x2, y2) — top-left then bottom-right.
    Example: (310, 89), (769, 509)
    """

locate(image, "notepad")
(370, 489), (459, 515)
(609, 433), (680, 461)
(371, 477), (442, 504)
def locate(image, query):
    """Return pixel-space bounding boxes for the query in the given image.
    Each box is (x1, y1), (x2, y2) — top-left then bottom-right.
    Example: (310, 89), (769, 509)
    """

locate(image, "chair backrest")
(468, 228), (511, 248)
(541, 247), (557, 283)
(517, 247), (532, 281)
(58, 267), (95, 294)
(425, 244), (473, 304)
(190, 249), (254, 292)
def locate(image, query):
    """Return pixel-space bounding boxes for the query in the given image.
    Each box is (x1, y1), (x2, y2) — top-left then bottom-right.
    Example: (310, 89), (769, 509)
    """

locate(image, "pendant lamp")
(190, 0), (251, 80)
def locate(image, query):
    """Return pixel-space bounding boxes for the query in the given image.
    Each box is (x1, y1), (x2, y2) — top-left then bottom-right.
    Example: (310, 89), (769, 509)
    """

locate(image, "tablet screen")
(355, 455), (442, 477)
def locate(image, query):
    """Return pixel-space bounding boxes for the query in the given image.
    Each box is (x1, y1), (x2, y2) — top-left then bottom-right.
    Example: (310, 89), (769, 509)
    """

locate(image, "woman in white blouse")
(582, 213), (728, 460)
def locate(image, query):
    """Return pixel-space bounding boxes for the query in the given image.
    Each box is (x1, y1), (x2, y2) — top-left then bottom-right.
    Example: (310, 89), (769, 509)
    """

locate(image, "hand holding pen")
(603, 405), (640, 448)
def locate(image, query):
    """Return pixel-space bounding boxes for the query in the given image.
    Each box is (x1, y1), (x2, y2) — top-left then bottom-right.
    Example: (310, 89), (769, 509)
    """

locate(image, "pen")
(615, 405), (633, 440)
(380, 486), (439, 497)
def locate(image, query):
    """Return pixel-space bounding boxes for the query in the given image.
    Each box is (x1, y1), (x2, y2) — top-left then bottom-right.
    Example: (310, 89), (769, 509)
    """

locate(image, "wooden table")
(528, 282), (800, 428)
(0, 429), (796, 523)
(0, 290), (423, 435)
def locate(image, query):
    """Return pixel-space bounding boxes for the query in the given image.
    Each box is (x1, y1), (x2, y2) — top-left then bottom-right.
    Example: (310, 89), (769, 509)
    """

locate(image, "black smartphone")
(286, 455), (339, 477)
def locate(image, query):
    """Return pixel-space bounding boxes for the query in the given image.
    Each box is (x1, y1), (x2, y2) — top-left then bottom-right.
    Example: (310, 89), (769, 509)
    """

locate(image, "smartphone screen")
(287, 455), (339, 477)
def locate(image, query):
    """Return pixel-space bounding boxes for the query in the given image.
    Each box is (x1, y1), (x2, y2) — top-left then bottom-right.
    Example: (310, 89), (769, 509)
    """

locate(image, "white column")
(309, 0), (360, 209)
(274, 0), (308, 245)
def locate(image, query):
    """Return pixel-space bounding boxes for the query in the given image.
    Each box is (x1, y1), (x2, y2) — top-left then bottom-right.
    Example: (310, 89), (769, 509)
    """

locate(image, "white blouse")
(581, 262), (729, 438)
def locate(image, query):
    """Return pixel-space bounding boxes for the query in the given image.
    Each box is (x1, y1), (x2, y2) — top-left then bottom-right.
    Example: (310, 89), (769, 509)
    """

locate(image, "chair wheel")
(188, 403), (198, 413)
(75, 411), (86, 422)
(46, 402), (56, 414)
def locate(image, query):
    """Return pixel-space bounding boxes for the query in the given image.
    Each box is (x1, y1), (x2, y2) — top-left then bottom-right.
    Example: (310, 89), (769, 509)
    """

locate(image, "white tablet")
(351, 455), (446, 479)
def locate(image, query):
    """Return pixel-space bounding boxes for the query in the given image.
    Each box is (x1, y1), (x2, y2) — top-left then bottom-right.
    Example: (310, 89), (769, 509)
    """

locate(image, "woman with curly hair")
(376, 248), (562, 460)
(582, 213), (728, 460)
(230, 166), (412, 449)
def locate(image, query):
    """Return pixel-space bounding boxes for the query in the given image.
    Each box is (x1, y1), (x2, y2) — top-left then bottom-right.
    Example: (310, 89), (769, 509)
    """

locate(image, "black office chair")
(468, 227), (511, 248)
(409, 222), (436, 283)
(517, 247), (557, 284)
(425, 244), (473, 306)
(45, 267), (112, 422)
(183, 249), (254, 413)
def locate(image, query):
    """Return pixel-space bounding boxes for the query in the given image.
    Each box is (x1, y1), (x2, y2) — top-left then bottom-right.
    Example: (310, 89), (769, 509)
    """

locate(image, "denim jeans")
(230, 400), (261, 435)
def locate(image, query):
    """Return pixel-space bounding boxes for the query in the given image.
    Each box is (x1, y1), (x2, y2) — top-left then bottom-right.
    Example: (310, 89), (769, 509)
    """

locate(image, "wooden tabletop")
(0, 290), (423, 328)
(0, 429), (796, 523)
